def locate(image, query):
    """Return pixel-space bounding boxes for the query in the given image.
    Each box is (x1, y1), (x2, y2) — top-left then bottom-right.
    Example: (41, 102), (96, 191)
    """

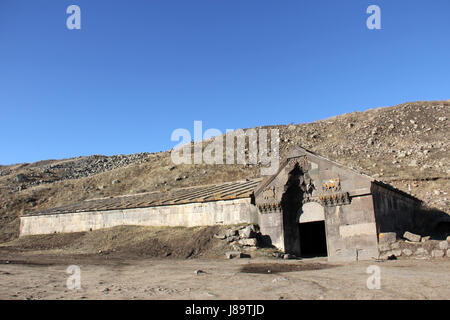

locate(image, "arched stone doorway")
(297, 202), (328, 257)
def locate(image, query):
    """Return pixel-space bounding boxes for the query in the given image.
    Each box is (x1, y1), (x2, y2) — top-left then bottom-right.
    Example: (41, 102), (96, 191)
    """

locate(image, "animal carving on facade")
(322, 178), (341, 192)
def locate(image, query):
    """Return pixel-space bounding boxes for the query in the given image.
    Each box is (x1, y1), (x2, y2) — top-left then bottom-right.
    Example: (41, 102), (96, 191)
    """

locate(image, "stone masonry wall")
(19, 198), (259, 236)
(378, 232), (450, 259)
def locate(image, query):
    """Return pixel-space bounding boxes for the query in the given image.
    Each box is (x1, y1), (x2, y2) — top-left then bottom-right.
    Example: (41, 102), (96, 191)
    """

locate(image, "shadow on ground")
(240, 262), (336, 274)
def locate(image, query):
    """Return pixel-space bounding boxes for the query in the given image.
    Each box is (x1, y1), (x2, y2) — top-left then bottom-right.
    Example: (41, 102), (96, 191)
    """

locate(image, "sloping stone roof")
(24, 178), (262, 216)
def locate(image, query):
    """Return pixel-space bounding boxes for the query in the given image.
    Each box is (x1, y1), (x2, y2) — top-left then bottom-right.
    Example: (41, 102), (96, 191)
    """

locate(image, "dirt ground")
(0, 250), (449, 300)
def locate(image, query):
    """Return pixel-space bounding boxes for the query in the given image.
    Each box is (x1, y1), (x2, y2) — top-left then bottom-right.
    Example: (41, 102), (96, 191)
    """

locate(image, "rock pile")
(215, 225), (260, 259)
(5, 153), (154, 192)
(378, 232), (450, 260)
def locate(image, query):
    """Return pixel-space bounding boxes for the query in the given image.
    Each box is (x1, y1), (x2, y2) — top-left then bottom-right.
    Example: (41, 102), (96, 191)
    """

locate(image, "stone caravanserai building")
(20, 146), (423, 262)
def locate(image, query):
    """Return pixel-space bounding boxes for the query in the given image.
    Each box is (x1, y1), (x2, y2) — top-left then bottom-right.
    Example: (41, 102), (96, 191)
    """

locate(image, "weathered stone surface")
(438, 241), (448, 250)
(328, 248), (358, 262)
(415, 248), (428, 256)
(21, 197), (259, 236)
(402, 249), (413, 256)
(238, 225), (256, 239)
(421, 236), (431, 242)
(238, 238), (258, 247)
(226, 235), (240, 243)
(225, 229), (238, 238)
(379, 232), (397, 244)
(403, 231), (421, 242)
(378, 243), (391, 252)
(447, 235), (450, 242)
(392, 249), (402, 257)
(225, 251), (244, 259)
(431, 250), (445, 258)
(447, 249), (450, 257)
(390, 242), (400, 249)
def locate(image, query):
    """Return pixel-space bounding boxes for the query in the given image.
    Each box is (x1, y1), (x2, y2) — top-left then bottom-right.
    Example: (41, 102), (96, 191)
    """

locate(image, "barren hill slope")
(0, 100), (448, 242)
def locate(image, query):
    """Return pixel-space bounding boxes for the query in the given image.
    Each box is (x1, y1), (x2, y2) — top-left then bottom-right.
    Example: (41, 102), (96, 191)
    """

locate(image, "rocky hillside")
(0, 100), (448, 242)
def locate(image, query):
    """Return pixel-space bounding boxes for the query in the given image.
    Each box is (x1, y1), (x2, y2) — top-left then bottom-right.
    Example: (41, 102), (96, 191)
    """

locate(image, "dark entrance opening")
(299, 221), (328, 258)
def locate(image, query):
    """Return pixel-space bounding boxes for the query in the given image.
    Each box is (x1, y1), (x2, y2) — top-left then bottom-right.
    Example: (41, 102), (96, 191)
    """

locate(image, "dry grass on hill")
(0, 100), (448, 243)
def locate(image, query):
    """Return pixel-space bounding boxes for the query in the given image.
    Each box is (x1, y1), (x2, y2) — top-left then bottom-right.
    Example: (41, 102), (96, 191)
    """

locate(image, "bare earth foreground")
(0, 253), (449, 300)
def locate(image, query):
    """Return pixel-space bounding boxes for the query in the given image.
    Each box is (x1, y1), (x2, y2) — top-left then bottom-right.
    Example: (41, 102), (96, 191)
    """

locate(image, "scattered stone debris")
(216, 224), (262, 258)
(379, 233), (450, 260)
(403, 231), (421, 242)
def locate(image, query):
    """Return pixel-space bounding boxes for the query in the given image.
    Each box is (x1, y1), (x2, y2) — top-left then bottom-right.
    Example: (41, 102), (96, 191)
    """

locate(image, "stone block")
(379, 232), (397, 244)
(431, 250), (445, 258)
(357, 248), (379, 261)
(378, 243), (391, 252)
(438, 241), (448, 250)
(447, 249), (450, 257)
(390, 242), (400, 249)
(402, 249), (413, 256)
(421, 236), (431, 242)
(403, 231), (421, 242)
(415, 248), (428, 256)
(238, 238), (258, 246)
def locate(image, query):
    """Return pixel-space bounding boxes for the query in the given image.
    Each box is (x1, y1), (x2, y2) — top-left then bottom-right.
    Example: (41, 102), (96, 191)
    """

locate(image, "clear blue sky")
(1, 0), (449, 165)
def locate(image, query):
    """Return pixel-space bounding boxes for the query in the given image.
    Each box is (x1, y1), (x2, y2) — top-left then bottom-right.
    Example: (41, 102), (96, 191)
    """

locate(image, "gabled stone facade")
(254, 146), (421, 262)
